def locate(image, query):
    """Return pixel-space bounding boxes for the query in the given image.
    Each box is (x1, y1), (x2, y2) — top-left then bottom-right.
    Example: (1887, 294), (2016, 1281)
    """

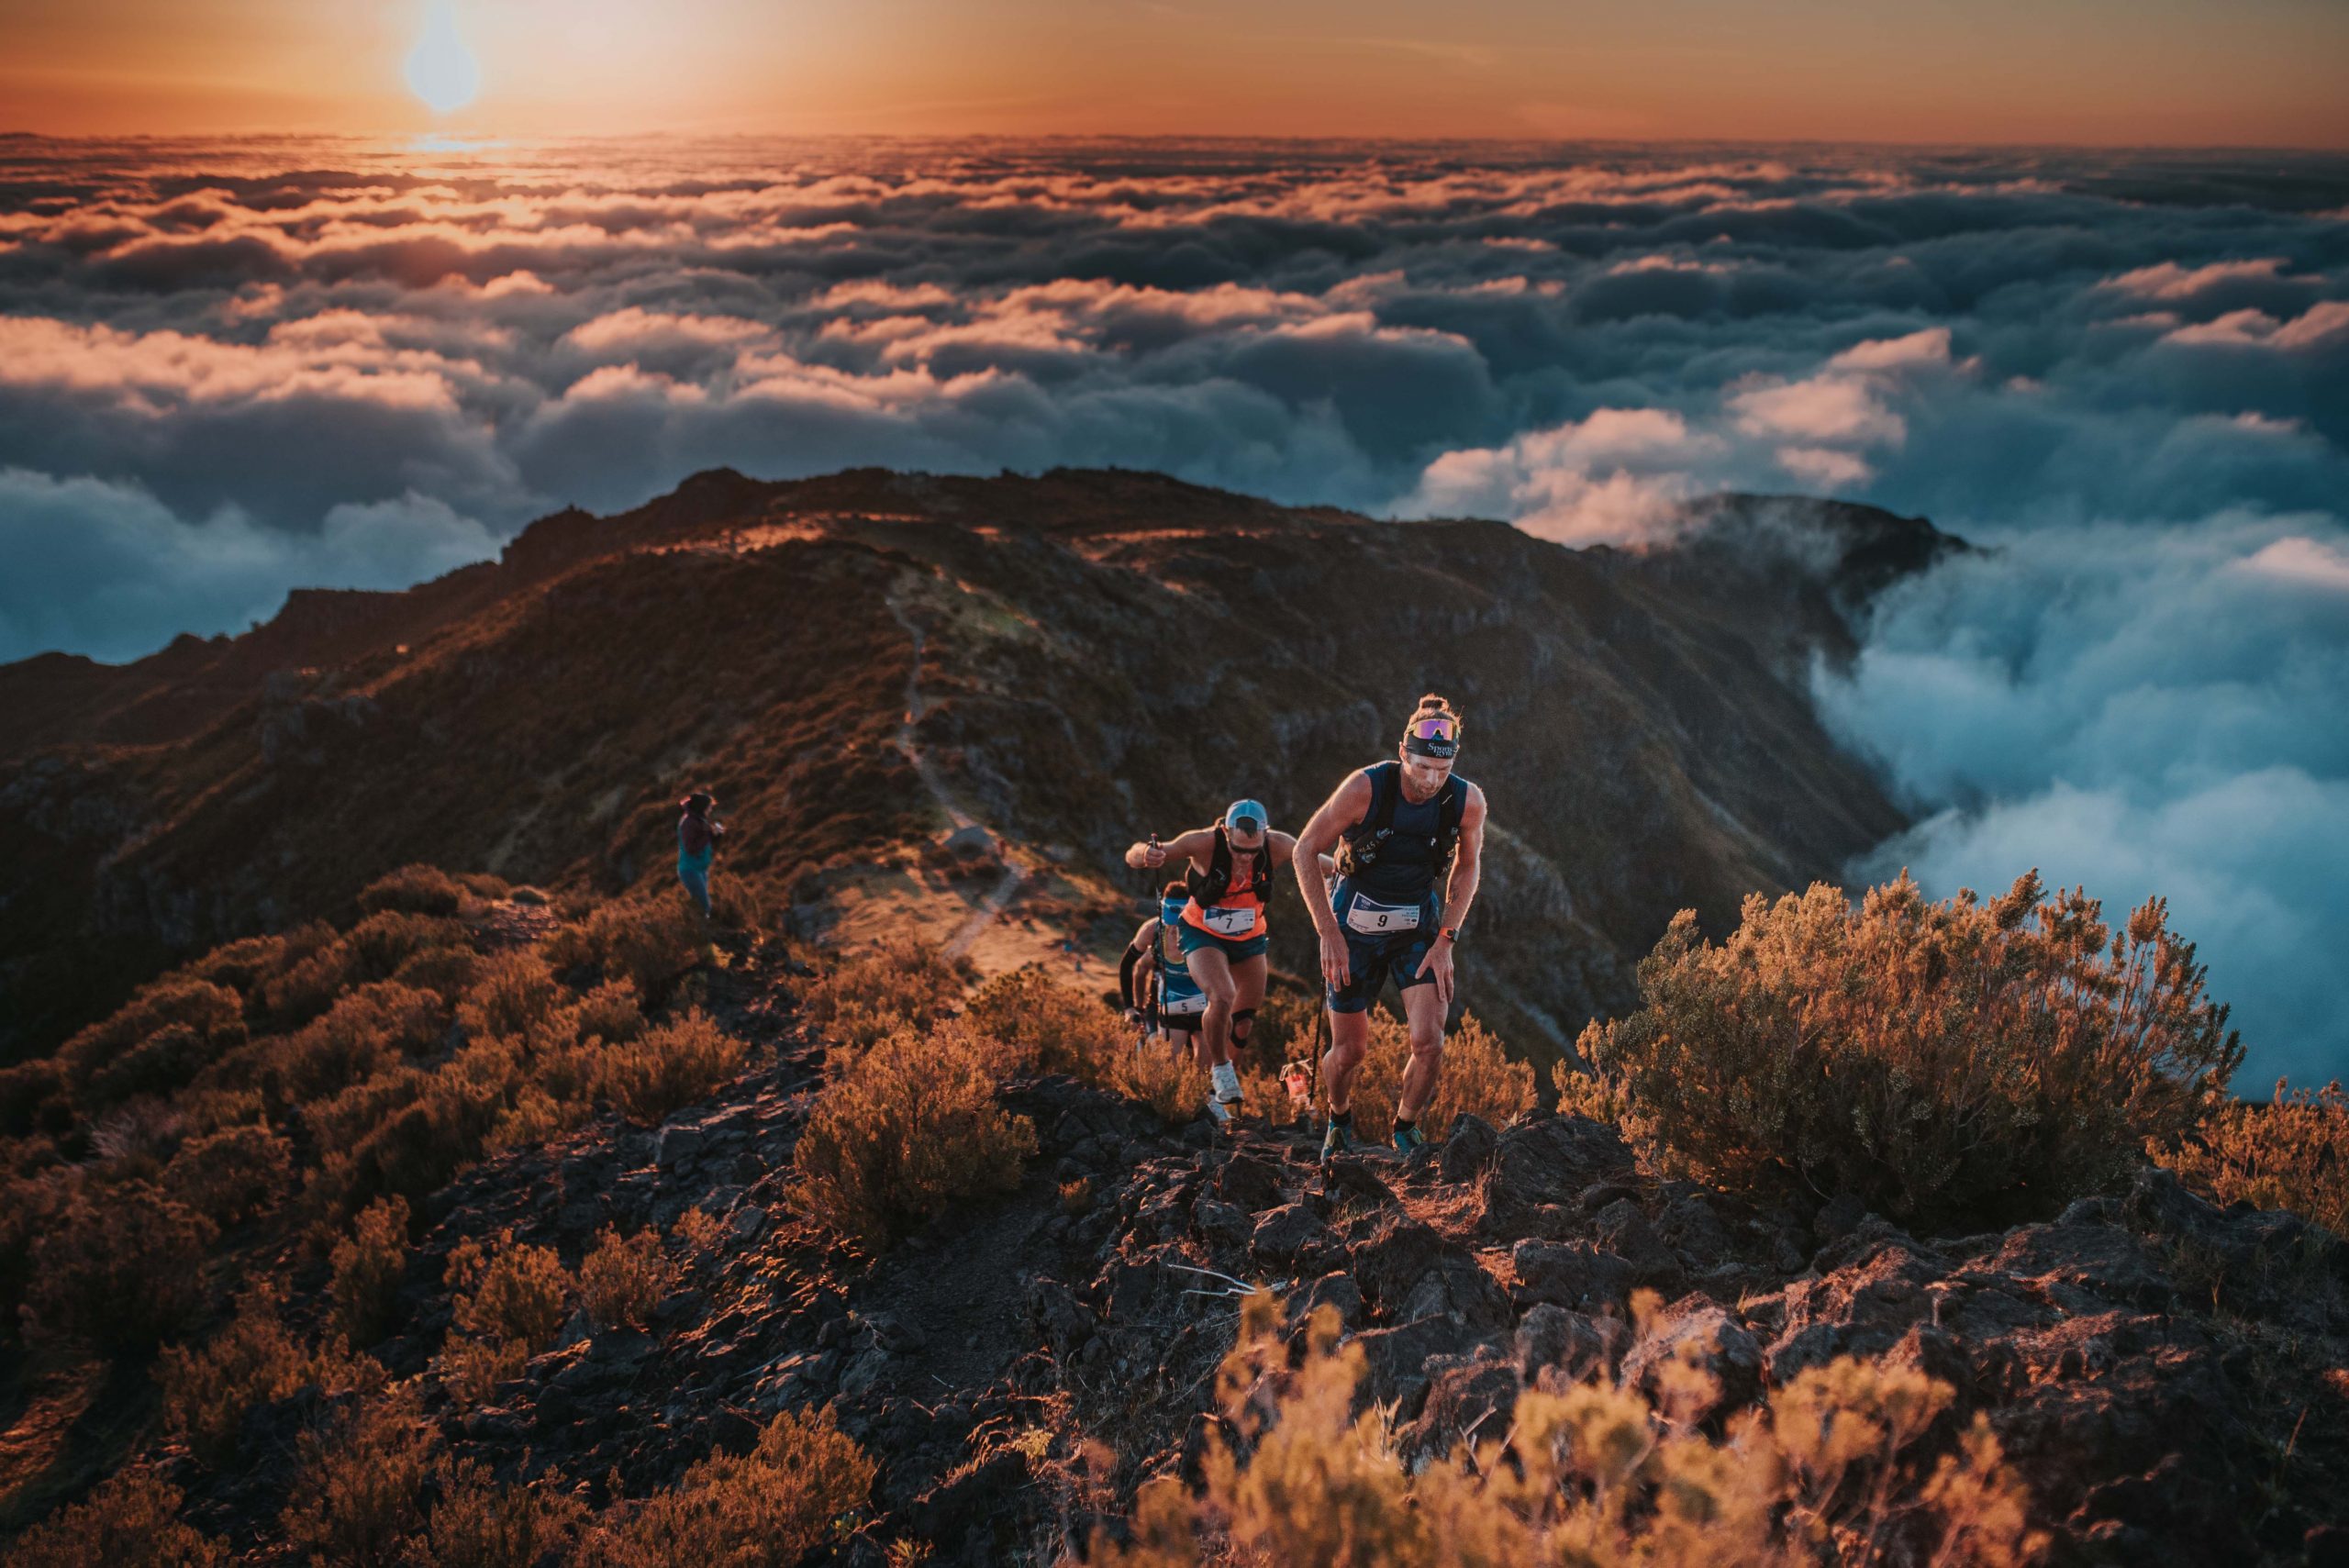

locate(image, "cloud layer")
(3, 135), (2343, 1080)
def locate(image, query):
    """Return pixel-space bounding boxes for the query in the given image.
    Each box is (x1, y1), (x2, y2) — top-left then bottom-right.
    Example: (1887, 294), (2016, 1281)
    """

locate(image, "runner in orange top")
(1123, 799), (1299, 1125)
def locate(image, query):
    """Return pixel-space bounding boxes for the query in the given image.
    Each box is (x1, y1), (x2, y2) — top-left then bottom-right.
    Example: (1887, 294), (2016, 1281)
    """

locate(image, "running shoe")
(1320, 1118), (1352, 1162)
(1393, 1124), (1430, 1159)
(1205, 1090), (1234, 1128)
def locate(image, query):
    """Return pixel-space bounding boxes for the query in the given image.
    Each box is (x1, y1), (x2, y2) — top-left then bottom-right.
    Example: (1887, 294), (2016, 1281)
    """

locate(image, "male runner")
(1291, 695), (1487, 1160)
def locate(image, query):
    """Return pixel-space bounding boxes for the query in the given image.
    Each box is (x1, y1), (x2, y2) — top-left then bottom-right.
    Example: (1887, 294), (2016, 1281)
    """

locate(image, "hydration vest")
(1335, 762), (1464, 890)
(1185, 826), (1273, 911)
(1157, 894), (1193, 973)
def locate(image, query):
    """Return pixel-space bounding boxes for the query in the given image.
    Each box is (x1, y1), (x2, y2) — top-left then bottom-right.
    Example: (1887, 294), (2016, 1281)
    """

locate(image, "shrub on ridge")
(1567, 872), (2242, 1228)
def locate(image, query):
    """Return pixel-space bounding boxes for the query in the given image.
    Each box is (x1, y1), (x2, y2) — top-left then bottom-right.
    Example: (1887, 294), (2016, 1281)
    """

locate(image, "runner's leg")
(1397, 976), (1448, 1123)
(1186, 943), (1238, 1073)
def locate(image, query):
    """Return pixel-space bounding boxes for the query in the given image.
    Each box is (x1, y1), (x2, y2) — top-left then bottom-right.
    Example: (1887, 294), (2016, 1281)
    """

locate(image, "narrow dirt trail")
(885, 582), (1032, 961)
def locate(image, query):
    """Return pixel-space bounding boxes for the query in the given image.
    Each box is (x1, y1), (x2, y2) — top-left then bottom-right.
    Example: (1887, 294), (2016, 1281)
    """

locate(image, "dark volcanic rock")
(1475, 1115), (1635, 1237)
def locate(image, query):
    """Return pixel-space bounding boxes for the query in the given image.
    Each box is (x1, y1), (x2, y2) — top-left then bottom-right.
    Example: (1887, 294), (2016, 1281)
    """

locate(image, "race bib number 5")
(1199, 904), (1259, 938)
(1345, 895), (1421, 936)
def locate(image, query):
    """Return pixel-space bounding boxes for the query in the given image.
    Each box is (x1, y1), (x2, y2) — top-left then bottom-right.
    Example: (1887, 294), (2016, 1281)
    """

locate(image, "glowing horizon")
(2, 0), (2344, 149)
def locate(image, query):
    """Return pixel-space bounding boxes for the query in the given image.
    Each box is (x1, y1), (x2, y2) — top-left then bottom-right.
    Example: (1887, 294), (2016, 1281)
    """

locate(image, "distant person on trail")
(1124, 802), (1303, 1126)
(1292, 695), (1486, 1162)
(1120, 881), (1209, 1056)
(677, 790), (724, 918)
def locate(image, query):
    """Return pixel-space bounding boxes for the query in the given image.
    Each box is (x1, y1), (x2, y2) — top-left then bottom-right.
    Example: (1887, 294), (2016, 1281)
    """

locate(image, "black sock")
(1394, 1117), (1417, 1134)
(1330, 1108), (1353, 1128)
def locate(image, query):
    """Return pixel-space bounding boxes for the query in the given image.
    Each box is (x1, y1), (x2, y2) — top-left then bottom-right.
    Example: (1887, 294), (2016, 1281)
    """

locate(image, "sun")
(405, 0), (481, 114)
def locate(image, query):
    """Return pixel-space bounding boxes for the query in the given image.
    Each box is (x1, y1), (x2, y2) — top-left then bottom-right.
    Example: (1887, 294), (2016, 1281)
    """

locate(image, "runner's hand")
(1420, 940), (1456, 1007)
(1143, 840), (1166, 868)
(1318, 925), (1352, 990)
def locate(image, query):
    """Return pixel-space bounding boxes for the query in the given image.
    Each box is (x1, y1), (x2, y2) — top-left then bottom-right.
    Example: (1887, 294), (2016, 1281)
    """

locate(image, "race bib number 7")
(1345, 895), (1421, 936)
(1198, 904), (1259, 938)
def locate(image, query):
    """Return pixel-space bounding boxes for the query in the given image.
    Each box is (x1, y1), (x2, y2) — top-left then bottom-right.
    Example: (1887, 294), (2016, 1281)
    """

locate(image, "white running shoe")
(1205, 1089), (1234, 1127)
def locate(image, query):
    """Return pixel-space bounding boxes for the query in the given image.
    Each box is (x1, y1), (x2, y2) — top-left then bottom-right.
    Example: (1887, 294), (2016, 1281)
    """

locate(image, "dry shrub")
(186, 929), (313, 1004)
(59, 977), (248, 1107)
(1342, 1010), (1534, 1144)
(0, 1059), (67, 1139)
(25, 1182), (216, 1350)
(358, 865), (468, 918)
(389, 946), (483, 1006)
(274, 983), (447, 1103)
(330, 1195), (411, 1346)
(159, 1282), (364, 1467)
(164, 1121), (292, 1228)
(420, 1456), (588, 1568)
(579, 1405), (874, 1567)
(1, 1471), (228, 1568)
(545, 896), (705, 1001)
(596, 1010), (748, 1124)
(802, 937), (965, 1053)
(437, 1235), (571, 1403)
(670, 1206), (725, 1257)
(572, 980), (647, 1046)
(456, 952), (564, 1042)
(579, 1228), (675, 1330)
(262, 913), (467, 1029)
(1095, 1289), (2043, 1568)
(1573, 873), (2243, 1229)
(2165, 1079), (2349, 1237)
(452, 1239), (570, 1350)
(966, 966), (1197, 1124)
(281, 1385), (437, 1568)
(793, 1025), (1036, 1249)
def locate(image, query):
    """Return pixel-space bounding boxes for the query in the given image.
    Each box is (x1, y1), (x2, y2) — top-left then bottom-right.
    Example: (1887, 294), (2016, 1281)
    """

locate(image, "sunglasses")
(1408, 715), (1458, 741)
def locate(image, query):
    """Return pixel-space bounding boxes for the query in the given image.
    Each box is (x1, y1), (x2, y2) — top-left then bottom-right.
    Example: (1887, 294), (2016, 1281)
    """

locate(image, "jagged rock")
(1352, 1316), (1490, 1419)
(1193, 1197), (1252, 1251)
(1514, 1302), (1598, 1375)
(1438, 1115), (1497, 1184)
(1289, 1271), (1366, 1331)
(1475, 1115), (1635, 1237)
(656, 1125), (705, 1171)
(1765, 1236), (1952, 1382)
(1028, 1278), (1094, 1357)
(1212, 1152), (1287, 1213)
(1811, 1192), (1869, 1246)
(1592, 1198), (1686, 1293)
(1619, 1297), (1762, 1425)
(1250, 1203), (1336, 1269)
(1397, 1346), (1519, 1472)
(1345, 1215), (1450, 1312)
(1957, 1223), (2176, 1316)
(1510, 1240), (1635, 1313)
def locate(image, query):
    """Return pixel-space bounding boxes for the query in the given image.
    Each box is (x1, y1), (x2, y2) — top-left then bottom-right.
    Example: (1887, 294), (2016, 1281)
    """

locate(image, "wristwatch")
(1438, 926), (1461, 944)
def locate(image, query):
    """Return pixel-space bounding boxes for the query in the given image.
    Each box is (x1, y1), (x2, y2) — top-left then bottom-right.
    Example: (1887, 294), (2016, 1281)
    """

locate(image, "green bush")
(1568, 873), (2243, 1228)
(793, 1025), (1036, 1249)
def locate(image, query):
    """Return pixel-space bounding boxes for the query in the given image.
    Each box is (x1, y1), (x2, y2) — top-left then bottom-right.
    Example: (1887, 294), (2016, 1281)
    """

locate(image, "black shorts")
(1325, 882), (1443, 1014)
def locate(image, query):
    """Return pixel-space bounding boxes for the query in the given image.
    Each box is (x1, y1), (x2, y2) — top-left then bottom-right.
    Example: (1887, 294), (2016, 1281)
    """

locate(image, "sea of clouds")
(2, 136), (2343, 1080)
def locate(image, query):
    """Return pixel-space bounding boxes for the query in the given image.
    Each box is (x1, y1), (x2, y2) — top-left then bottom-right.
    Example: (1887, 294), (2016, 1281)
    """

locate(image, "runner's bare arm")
(1441, 784), (1488, 932)
(1292, 772), (1372, 934)
(1124, 826), (1216, 870)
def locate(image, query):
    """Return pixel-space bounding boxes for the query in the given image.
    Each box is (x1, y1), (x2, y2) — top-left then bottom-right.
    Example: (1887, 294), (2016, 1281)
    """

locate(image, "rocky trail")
(167, 924), (2349, 1566)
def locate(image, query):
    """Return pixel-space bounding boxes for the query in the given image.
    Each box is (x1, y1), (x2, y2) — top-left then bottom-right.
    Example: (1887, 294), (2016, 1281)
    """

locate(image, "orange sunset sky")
(4, 0), (2346, 146)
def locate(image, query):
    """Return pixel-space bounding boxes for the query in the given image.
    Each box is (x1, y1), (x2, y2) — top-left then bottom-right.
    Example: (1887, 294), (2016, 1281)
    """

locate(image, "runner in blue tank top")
(1292, 695), (1488, 1162)
(1119, 881), (1210, 1059)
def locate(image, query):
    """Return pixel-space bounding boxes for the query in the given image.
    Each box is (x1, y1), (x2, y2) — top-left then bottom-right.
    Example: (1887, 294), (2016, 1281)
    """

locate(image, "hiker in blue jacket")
(677, 790), (724, 918)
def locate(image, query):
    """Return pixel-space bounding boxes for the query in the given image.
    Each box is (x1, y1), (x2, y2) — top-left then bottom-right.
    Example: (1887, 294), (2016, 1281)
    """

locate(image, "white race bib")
(1345, 894), (1422, 937)
(1197, 904), (1259, 938)
(1160, 990), (1207, 1017)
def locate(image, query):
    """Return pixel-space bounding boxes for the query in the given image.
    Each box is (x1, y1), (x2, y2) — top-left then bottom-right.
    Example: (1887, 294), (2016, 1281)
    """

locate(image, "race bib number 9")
(1199, 904), (1259, 938)
(1345, 895), (1422, 936)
